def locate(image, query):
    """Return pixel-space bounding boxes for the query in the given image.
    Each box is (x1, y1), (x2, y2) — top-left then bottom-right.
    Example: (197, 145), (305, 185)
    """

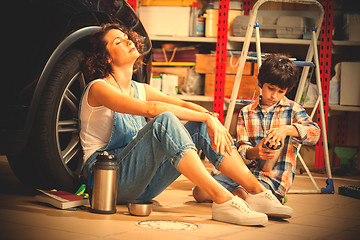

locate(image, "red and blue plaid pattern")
(237, 96), (320, 197)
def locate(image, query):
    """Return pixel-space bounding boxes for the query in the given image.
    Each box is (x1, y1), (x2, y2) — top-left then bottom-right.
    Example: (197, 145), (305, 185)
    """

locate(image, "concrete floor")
(0, 155), (359, 240)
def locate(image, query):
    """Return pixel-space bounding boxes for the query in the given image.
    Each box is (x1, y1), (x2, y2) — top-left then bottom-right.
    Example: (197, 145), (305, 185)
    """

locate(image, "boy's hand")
(264, 127), (289, 148)
(254, 138), (275, 160)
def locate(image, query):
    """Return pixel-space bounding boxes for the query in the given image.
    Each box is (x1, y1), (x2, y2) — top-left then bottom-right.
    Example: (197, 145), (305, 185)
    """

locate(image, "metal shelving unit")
(137, 0), (358, 173)
(228, 36), (313, 45)
(150, 35), (217, 43)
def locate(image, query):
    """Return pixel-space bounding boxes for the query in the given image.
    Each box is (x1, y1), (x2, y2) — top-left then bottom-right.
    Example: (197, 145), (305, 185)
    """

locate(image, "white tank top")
(79, 79), (146, 162)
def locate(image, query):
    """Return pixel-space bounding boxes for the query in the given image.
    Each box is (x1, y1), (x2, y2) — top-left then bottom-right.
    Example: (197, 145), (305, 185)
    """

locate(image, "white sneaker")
(212, 196), (268, 226)
(246, 190), (293, 218)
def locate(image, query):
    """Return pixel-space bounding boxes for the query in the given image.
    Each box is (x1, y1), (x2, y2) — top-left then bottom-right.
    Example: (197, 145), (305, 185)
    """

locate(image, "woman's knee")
(184, 121), (207, 136)
(154, 112), (178, 125)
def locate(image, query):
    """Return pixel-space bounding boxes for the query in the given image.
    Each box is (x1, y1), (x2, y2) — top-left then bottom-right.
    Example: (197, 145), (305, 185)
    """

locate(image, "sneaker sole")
(248, 204), (293, 219)
(265, 212), (292, 219)
(212, 214), (268, 226)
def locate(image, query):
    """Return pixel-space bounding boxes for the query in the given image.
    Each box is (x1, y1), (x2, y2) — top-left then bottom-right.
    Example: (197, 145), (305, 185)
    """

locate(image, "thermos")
(91, 151), (118, 214)
(258, 140), (282, 172)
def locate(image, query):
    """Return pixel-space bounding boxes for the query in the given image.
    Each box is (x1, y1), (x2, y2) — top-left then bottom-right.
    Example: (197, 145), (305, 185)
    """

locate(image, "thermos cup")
(258, 140), (282, 172)
(91, 151), (118, 214)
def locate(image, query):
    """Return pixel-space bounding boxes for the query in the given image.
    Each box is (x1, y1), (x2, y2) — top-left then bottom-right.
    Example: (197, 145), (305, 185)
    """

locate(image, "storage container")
(231, 15), (311, 39)
(152, 47), (199, 62)
(204, 74), (260, 99)
(139, 6), (191, 37)
(340, 62), (360, 106)
(276, 16), (307, 39)
(231, 15), (278, 38)
(204, 9), (218, 37)
(204, 9), (242, 37)
(195, 54), (257, 75)
(344, 12), (360, 41)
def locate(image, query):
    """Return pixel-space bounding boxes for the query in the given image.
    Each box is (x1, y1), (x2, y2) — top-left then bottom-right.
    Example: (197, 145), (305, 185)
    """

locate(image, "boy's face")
(261, 83), (288, 106)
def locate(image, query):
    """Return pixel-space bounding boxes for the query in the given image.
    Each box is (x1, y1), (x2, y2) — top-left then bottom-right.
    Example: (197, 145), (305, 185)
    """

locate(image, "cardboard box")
(298, 145), (315, 170)
(340, 62), (360, 106)
(139, 6), (190, 37)
(152, 66), (190, 89)
(195, 54), (256, 75)
(204, 74), (260, 99)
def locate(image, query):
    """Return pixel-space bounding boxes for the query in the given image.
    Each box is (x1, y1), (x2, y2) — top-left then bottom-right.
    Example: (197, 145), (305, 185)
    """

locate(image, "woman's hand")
(205, 114), (234, 157)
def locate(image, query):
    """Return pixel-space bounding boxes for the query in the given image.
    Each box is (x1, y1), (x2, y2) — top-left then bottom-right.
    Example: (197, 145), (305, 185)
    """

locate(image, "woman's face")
(104, 28), (140, 68)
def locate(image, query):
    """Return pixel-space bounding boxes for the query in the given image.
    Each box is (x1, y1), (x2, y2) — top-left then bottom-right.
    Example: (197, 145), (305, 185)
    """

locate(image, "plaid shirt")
(237, 96), (320, 197)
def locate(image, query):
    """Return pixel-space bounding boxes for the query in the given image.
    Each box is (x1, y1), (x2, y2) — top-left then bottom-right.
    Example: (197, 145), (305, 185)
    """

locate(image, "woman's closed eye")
(115, 36), (129, 45)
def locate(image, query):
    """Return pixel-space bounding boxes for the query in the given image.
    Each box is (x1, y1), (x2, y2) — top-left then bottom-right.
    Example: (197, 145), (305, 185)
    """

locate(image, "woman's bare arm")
(144, 84), (208, 113)
(88, 81), (233, 156)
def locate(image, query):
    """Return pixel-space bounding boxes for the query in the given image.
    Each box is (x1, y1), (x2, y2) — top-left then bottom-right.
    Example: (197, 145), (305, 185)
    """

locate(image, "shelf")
(152, 62), (195, 67)
(150, 36), (360, 47)
(175, 94), (213, 102)
(174, 94), (360, 112)
(333, 40), (360, 46)
(228, 36), (312, 45)
(329, 105), (360, 112)
(150, 35), (217, 43)
(303, 103), (360, 112)
(150, 35), (312, 45)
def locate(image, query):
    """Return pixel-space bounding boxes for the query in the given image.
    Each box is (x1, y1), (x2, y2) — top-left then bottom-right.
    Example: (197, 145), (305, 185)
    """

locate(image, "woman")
(80, 23), (290, 226)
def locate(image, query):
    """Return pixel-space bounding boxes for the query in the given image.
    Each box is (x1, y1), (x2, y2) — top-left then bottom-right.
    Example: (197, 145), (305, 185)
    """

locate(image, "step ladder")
(224, 0), (334, 194)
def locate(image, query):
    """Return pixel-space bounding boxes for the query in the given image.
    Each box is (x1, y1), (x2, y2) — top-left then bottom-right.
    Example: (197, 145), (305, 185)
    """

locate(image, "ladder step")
(244, 54), (314, 67)
(293, 61), (315, 67)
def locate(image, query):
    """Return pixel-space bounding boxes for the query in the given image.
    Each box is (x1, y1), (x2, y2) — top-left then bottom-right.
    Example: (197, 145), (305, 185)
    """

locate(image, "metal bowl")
(127, 200), (153, 216)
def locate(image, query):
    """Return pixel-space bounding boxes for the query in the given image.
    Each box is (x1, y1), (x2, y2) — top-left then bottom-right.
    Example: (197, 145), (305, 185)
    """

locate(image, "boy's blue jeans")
(84, 112), (227, 204)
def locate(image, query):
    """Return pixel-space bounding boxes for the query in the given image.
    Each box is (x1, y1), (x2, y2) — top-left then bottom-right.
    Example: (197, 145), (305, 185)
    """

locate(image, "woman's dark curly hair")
(82, 23), (145, 80)
(258, 54), (299, 91)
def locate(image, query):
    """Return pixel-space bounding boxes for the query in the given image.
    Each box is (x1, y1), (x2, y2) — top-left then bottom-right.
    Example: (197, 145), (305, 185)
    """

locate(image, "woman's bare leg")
(219, 149), (267, 194)
(193, 186), (248, 203)
(192, 147), (267, 202)
(179, 149), (269, 225)
(177, 149), (233, 204)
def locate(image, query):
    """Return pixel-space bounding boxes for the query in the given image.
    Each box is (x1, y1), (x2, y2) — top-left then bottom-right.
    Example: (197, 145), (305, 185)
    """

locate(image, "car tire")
(8, 49), (88, 192)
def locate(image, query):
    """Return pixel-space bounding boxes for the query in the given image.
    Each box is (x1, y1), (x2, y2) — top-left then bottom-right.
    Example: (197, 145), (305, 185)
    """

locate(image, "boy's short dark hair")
(258, 54), (299, 91)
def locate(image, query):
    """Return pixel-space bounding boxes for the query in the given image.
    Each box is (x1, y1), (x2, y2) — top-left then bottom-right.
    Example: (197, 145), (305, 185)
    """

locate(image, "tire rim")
(56, 71), (87, 178)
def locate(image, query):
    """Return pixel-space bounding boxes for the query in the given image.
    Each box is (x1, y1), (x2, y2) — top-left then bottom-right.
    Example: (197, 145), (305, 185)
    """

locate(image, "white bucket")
(204, 9), (242, 38)
(204, 9), (218, 37)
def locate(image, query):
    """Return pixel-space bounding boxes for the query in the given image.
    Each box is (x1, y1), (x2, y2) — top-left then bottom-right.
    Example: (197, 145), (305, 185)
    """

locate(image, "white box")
(276, 16), (307, 39)
(139, 6), (190, 37)
(162, 74), (178, 96)
(344, 13), (360, 41)
(340, 62), (360, 106)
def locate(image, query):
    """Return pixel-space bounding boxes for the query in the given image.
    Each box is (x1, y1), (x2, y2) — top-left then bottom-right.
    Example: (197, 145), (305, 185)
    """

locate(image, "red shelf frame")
(213, 0), (230, 123)
(315, 0), (333, 169)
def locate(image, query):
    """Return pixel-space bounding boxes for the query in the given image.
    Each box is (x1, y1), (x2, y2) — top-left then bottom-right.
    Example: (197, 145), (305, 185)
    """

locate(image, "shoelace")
(231, 200), (252, 213)
(264, 191), (280, 204)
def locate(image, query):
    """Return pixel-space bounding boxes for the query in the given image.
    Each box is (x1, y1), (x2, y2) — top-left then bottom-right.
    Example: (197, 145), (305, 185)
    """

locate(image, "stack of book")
(35, 189), (89, 209)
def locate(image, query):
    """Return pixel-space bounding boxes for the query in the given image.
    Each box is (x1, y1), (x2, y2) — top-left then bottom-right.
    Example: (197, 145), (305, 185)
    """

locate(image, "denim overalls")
(83, 81), (227, 204)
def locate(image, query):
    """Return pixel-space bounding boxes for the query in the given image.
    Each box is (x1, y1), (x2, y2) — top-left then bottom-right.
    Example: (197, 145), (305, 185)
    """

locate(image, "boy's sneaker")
(212, 196), (268, 226)
(245, 190), (293, 218)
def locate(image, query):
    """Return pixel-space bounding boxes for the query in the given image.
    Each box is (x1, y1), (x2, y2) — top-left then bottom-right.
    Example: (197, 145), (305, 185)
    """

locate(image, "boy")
(193, 54), (320, 214)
